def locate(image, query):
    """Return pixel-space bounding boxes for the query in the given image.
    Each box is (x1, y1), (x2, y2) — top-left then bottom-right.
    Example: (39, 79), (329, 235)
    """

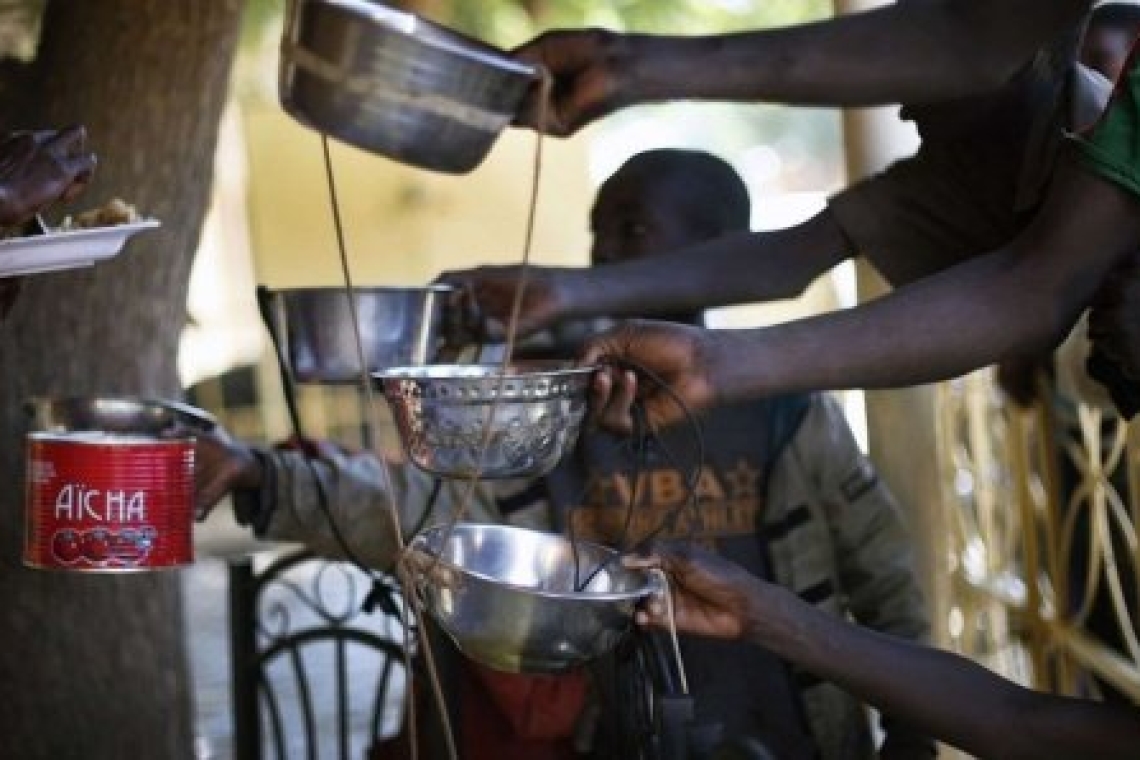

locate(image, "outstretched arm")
(514, 0), (1090, 135)
(712, 153), (1140, 396)
(584, 152), (1140, 432)
(193, 429), (503, 569)
(631, 546), (1140, 760)
(439, 209), (852, 339)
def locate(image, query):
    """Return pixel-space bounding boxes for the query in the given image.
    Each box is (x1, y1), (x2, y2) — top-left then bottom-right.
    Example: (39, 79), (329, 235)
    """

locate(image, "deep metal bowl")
(408, 523), (659, 673)
(375, 361), (594, 479)
(262, 285), (453, 385)
(280, 0), (537, 173)
(25, 396), (216, 436)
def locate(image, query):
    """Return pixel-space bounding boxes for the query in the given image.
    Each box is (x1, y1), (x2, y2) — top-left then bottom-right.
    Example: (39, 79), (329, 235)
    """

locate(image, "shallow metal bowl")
(25, 396), (216, 436)
(263, 285), (453, 385)
(280, 0), (537, 173)
(375, 361), (594, 479)
(408, 523), (658, 673)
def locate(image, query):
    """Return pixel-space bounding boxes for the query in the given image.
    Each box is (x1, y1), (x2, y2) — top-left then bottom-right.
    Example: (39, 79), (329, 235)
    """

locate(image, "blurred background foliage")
(0, 0), (833, 74)
(241, 0), (832, 46)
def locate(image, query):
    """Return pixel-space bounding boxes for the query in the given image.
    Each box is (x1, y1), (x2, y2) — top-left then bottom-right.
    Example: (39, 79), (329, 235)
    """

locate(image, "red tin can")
(24, 432), (195, 571)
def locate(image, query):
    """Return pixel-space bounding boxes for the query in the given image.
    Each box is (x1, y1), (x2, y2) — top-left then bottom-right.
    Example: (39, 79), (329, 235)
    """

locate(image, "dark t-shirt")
(543, 394), (818, 760)
(830, 20), (1085, 287)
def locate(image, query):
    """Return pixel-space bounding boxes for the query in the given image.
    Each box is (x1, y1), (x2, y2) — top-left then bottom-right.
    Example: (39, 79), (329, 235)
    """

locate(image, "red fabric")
(272, 434), (344, 459)
(461, 661), (588, 760)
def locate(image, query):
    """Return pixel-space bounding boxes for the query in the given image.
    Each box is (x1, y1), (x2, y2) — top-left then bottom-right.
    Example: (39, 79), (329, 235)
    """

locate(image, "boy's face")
(589, 177), (702, 267)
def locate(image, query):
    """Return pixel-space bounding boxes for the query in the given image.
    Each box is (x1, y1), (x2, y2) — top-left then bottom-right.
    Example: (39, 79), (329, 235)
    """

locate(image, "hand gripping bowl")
(407, 523), (661, 673)
(279, 0), (537, 173)
(375, 361), (596, 480)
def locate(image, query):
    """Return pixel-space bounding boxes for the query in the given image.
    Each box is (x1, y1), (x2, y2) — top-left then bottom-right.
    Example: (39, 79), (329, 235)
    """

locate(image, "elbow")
(991, 253), (1087, 361)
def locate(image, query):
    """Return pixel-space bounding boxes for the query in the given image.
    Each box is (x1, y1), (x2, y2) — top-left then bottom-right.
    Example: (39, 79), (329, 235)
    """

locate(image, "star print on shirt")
(725, 458), (762, 499)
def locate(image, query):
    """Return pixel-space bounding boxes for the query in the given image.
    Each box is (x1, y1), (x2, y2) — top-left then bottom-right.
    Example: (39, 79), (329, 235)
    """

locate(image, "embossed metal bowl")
(407, 523), (659, 673)
(374, 361), (595, 479)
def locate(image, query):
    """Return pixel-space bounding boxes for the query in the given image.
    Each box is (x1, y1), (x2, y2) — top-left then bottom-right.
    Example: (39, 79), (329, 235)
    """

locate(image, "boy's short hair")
(609, 149), (752, 236)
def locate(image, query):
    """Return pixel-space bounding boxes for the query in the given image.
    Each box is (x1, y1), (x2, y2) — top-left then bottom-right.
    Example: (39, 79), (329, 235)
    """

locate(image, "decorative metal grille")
(937, 369), (1140, 705)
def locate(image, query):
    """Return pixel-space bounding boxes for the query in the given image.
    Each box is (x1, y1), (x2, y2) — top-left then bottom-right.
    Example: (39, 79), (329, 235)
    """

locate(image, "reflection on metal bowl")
(263, 285), (453, 385)
(375, 361), (594, 479)
(279, 0), (537, 173)
(407, 523), (659, 673)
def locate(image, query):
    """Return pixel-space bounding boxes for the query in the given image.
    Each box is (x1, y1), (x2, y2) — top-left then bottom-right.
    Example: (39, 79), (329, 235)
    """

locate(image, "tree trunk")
(0, 2), (244, 758)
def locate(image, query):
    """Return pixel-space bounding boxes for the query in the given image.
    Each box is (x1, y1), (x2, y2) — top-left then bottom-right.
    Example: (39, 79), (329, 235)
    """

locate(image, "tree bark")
(0, 2), (244, 758)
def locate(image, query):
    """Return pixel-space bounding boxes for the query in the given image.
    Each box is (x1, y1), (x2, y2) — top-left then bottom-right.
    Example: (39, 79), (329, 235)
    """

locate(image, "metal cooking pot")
(407, 523), (660, 673)
(279, 0), (537, 173)
(25, 396), (217, 436)
(261, 285), (453, 385)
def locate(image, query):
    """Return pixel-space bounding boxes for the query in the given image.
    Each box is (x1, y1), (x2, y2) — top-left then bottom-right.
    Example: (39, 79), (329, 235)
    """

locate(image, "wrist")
(740, 581), (815, 665)
(705, 330), (753, 407)
(555, 267), (606, 319)
(235, 444), (265, 490)
(232, 448), (275, 536)
(621, 33), (675, 107)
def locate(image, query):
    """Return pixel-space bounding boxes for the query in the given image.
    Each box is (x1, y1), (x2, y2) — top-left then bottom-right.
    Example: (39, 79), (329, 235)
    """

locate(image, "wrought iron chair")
(229, 547), (411, 760)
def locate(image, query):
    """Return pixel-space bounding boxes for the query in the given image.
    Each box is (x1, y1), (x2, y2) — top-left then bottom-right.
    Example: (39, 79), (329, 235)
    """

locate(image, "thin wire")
(574, 357), (706, 591)
(570, 403), (649, 591)
(649, 567), (690, 695)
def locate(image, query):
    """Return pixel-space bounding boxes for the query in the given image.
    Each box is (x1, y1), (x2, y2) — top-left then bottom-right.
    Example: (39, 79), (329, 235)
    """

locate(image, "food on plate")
(57, 198), (141, 231)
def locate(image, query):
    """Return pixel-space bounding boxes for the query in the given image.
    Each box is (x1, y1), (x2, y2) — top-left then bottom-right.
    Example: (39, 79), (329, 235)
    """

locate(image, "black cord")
(572, 357), (706, 591)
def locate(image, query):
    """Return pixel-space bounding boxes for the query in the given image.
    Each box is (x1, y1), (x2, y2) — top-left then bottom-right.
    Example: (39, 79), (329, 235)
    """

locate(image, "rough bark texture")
(0, 2), (243, 758)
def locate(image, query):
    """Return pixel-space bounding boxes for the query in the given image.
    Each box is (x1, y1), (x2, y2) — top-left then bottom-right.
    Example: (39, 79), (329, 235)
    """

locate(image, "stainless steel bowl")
(279, 0), (537, 174)
(408, 523), (659, 673)
(375, 361), (595, 479)
(263, 285), (453, 385)
(25, 396), (216, 436)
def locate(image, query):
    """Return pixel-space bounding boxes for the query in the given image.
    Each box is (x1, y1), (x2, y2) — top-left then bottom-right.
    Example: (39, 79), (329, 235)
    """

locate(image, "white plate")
(0, 219), (161, 278)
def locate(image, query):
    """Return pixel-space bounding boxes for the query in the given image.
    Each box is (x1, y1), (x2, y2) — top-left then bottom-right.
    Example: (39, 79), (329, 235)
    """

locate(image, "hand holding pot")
(511, 29), (631, 137)
(581, 319), (721, 435)
(625, 543), (768, 641)
(436, 264), (574, 342)
(193, 426), (263, 521)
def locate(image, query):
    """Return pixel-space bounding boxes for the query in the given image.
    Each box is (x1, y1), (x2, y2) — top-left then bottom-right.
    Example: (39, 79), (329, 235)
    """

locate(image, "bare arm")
(565, 210), (852, 318)
(754, 580), (1140, 760)
(632, 546), (1140, 760)
(440, 210), (852, 338)
(516, 0), (1090, 134)
(709, 154), (1140, 399)
(583, 154), (1140, 432)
